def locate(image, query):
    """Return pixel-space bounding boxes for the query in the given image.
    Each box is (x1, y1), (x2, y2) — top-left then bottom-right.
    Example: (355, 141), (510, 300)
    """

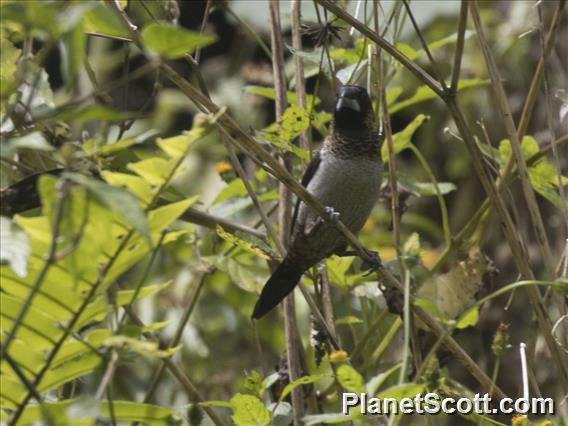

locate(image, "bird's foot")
(361, 250), (382, 276)
(324, 206), (340, 224)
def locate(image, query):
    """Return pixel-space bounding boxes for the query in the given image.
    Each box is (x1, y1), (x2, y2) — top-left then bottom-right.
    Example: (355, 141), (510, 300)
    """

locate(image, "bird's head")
(333, 85), (373, 131)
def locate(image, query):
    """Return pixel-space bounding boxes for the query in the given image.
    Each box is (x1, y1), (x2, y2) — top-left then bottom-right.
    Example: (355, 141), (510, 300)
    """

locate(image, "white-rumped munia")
(252, 85), (383, 319)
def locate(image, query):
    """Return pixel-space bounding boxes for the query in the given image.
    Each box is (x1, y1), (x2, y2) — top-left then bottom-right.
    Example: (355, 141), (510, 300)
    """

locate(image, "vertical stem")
(291, 0), (310, 152)
(269, 1), (304, 424)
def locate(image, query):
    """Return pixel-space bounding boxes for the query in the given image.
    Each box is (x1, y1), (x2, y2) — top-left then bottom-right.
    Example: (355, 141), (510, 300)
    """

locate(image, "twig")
(450, 0), (469, 92)
(291, 0), (309, 151)
(401, 0), (447, 90)
(95, 350), (119, 401)
(269, 2), (304, 424)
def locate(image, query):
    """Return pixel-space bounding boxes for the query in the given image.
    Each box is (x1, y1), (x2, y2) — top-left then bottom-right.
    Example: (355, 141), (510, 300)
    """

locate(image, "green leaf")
(128, 158), (175, 186)
(148, 197), (199, 233)
(16, 400), (182, 426)
(389, 79), (488, 114)
(336, 316), (364, 325)
(365, 363), (401, 395)
(54, 105), (136, 123)
(397, 174), (457, 197)
(336, 365), (365, 393)
(65, 173), (150, 243)
(216, 225), (272, 259)
(376, 383), (425, 401)
(38, 353), (102, 393)
(260, 105), (311, 160)
(230, 394), (271, 426)
(456, 306), (479, 329)
(142, 22), (216, 59)
(102, 172), (154, 206)
(82, 4), (130, 38)
(499, 136), (568, 209)
(246, 86), (321, 107)
(0, 216), (30, 277)
(0, 33), (21, 99)
(60, 23), (86, 89)
(382, 114), (428, 162)
(279, 375), (327, 402)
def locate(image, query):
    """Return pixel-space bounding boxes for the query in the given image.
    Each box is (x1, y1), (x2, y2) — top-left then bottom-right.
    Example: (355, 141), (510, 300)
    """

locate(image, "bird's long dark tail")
(252, 258), (305, 319)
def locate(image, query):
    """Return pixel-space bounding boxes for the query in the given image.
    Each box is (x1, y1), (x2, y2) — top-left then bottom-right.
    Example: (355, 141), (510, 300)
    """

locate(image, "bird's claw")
(361, 250), (382, 276)
(324, 206), (340, 225)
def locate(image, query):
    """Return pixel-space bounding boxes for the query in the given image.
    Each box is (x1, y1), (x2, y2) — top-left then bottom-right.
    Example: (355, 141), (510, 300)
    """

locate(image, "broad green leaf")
(246, 86), (321, 107)
(376, 383), (425, 401)
(157, 123), (211, 159)
(213, 178), (251, 204)
(1, 293), (63, 349)
(230, 394), (270, 426)
(207, 256), (268, 293)
(336, 365), (365, 393)
(54, 105), (136, 123)
(499, 136), (568, 209)
(0, 216), (29, 277)
(260, 105), (311, 160)
(0, 33), (21, 98)
(142, 22), (216, 59)
(60, 23), (86, 89)
(82, 4), (130, 38)
(280, 374), (327, 402)
(102, 172), (154, 206)
(456, 306), (479, 329)
(148, 197), (199, 233)
(397, 174), (457, 197)
(389, 79), (488, 114)
(216, 225), (271, 260)
(128, 157), (175, 186)
(366, 364), (401, 395)
(381, 114), (428, 162)
(16, 400), (181, 426)
(52, 330), (111, 368)
(38, 353), (102, 393)
(396, 31), (475, 61)
(65, 173), (150, 243)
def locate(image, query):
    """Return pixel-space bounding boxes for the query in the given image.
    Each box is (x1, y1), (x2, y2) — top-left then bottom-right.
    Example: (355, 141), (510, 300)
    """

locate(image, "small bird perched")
(252, 85), (383, 319)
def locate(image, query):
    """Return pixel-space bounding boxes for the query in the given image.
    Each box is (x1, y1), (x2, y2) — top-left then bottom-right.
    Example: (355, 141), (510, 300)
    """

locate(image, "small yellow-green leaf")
(279, 375), (327, 402)
(142, 22), (216, 59)
(216, 225), (271, 260)
(382, 114), (428, 162)
(148, 196), (199, 233)
(336, 365), (365, 393)
(128, 157), (175, 186)
(456, 306), (479, 329)
(230, 394), (270, 426)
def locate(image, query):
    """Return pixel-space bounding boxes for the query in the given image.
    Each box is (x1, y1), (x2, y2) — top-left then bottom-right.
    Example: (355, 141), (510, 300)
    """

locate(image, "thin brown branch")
(269, 1), (304, 424)
(401, 0), (447, 89)
(450, 0), (469, 91)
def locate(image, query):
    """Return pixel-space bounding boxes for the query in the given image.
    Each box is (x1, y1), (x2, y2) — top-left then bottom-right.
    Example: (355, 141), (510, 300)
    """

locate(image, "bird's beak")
(336, 97), (360, 112)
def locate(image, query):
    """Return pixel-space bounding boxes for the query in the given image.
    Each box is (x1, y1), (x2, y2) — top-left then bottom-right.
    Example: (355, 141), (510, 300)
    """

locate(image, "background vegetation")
(0, 0), (566, 425)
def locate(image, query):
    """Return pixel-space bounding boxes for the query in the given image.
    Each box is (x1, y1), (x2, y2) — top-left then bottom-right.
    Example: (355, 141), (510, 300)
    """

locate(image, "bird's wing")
(290, 149), (322, 235)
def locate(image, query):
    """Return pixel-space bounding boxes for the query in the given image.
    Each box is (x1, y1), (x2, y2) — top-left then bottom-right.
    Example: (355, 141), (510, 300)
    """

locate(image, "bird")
(252, 85), (383, 319)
